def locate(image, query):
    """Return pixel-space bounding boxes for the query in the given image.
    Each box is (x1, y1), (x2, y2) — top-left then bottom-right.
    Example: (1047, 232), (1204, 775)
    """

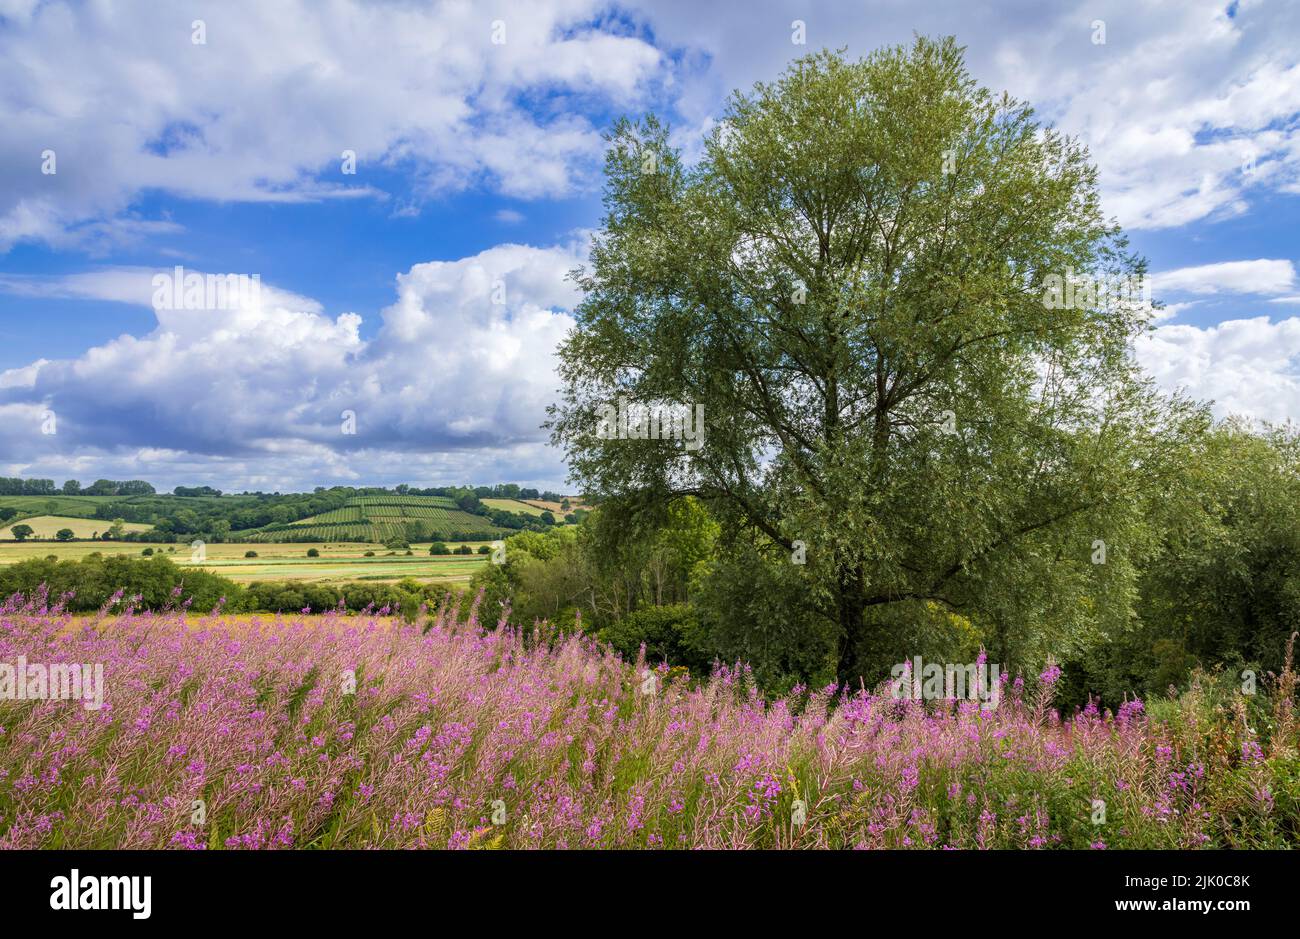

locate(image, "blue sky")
(1, 0), (1298, 492)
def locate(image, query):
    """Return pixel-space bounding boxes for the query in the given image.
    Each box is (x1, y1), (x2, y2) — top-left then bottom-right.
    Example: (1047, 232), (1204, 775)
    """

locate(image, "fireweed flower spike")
(0, 591), (1293, 849)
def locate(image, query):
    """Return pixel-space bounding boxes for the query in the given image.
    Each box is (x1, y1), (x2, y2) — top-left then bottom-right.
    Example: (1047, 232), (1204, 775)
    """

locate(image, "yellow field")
(0, 539), (492, 584)
(482, 498), (549, 516)
(522, 499), (587, 514)
(2, 515), (153, 540)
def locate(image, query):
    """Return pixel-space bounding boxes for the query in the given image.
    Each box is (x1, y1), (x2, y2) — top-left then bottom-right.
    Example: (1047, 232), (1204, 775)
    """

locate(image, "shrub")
(141, 547), (154, 556)
(244, 550), (258, 558)
(0, 554), (241, 613)
(429, 542), (450, 556)
(477, 545), (491, 555)
(598, 603), (714, 676)
(306, 548), (320, 557)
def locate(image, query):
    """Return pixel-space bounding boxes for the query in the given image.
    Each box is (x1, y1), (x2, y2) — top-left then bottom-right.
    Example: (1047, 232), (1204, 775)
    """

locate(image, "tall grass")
(1, 589), (1296, 849)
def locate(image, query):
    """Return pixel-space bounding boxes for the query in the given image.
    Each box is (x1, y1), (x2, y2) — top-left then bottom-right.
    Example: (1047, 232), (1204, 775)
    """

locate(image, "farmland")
(1, 515), (152, 540)
(245, 494), (510, 543)
(0, 495), (124, 518)
(482, 498), (549, 516)
(521, 498), (587, 514)
(0, 540), (491, 585)
(0, 488), (564, 548)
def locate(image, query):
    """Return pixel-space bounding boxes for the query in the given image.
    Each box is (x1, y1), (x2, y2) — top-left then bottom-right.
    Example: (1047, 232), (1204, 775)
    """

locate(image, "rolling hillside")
(1, 515), (153, 540)
(244, 494), (509, 543)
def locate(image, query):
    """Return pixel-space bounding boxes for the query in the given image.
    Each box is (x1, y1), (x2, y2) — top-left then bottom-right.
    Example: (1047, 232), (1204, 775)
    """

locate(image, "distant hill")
(1, 515), (153, 540)
(0, 482), (586, 544)
(244, 494), (508, 543)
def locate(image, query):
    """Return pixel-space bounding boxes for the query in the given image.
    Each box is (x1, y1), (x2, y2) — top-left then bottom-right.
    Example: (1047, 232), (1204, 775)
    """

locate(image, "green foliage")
(0, 554), (239, 612)
(1061, 420), (1300, 706)
(598, 603), (713, 675)
(549, 38), (1201, 686)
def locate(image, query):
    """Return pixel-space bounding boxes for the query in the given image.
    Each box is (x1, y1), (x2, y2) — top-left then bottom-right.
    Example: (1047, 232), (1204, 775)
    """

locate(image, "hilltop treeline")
(0, 478), (155, 496)
(1, 481), (585, 543)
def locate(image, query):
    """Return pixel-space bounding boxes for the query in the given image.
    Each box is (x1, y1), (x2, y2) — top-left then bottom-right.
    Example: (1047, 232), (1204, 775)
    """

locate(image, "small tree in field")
(307, 548), (320, 557)
(55, 528), (75, 541)
(10, 523), (34, 541)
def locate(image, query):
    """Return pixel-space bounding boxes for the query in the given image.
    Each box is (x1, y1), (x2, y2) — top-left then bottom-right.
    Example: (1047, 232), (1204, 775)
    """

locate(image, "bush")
(141, 547), (154, 556)
(364, 550), (375, 557)
(598, 603), (714, 676)
(244, 550), (258, 558)
(455, 545), (473, 555)
(306, 548), (320, 557)
(429, 542), (450, 556)
(0, 554), (241, 613)
(477, 545), (491, 555)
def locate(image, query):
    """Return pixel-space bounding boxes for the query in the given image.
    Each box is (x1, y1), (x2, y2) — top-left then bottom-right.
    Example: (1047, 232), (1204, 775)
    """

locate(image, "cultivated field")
(247, 494), (508, 543)
(522, 499), (587, 514)
(482, 498), (548, 516)
(0, 540), (491, 584)
(1, 515), (152, 540)
(0, 495), (123, 518)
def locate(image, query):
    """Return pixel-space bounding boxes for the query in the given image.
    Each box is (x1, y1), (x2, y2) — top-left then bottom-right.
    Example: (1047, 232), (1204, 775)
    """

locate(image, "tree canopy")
(550, 37), (1204, 686)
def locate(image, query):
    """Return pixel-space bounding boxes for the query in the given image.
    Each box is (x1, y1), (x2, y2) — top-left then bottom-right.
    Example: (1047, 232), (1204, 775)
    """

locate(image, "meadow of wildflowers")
(1, 588), (1296, 850)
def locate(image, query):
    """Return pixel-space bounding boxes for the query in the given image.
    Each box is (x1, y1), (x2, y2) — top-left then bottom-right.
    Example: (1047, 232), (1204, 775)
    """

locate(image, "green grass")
(482, 498), (550, 516)
(0, 540), (491, 584)
(247, 494), (508, 543)
(0, 495), (123, 519)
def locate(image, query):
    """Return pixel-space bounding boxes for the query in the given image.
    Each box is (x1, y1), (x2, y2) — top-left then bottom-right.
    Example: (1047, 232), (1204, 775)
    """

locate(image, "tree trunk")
(836, 566), (865, 684)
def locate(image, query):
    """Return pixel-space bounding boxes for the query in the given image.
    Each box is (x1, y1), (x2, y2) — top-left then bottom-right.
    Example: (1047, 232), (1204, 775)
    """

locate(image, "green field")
(247, 494), (508, 543)
(0, 539), (492, 584)
(482, 498), (548, 516)
(2, 515), (153, 540)
(0, 495), (122, 519)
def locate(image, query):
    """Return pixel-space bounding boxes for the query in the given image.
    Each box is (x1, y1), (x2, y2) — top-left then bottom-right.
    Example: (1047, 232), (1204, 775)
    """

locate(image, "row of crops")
(243, 495), (508, 543)
(350, 495), (459, 508)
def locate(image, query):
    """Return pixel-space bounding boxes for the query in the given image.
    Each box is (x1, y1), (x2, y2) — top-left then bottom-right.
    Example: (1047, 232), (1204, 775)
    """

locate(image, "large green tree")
(550, 38), (1203, 685)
